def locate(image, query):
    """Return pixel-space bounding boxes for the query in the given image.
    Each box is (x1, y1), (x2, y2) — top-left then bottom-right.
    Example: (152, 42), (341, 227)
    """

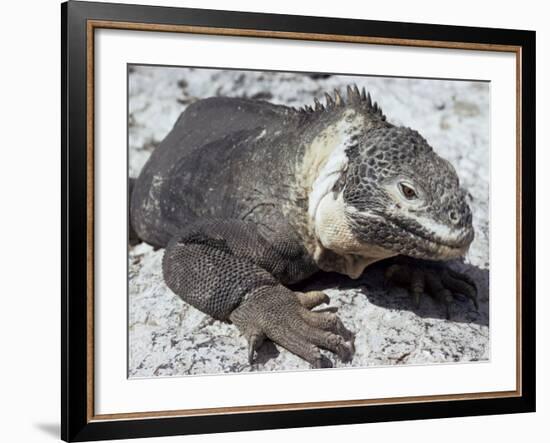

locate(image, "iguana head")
(341, 124), (474, 257)
(308, 87), (474, 278)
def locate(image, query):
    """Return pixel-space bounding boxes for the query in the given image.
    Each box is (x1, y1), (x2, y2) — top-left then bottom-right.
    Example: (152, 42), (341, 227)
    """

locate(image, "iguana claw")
(247, 333), (266, 365)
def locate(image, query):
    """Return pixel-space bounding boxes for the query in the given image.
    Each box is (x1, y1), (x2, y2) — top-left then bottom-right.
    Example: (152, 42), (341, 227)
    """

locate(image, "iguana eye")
(399, 182), (418, 200)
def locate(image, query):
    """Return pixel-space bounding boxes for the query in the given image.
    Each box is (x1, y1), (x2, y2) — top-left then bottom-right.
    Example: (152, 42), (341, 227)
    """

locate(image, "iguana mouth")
(386, 216), (474, 258)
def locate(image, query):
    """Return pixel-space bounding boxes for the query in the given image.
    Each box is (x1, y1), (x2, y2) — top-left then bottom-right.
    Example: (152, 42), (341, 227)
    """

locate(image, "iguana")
(130, 85), (477, 368)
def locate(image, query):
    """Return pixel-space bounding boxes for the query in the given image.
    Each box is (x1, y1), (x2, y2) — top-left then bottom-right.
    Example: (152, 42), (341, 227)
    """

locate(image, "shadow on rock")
(293, 259), (489, 328)
(251, 340), (280, 368)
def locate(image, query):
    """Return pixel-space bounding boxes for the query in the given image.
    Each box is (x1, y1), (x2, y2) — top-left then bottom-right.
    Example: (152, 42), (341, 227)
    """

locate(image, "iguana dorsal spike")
(346, 85), (354, 101)
(347, 84), (362, 103)
(314, 98), (324, 112)
(325, 92), (335, 108)
(366, 92), (372, 108)
(353, 84), (361, 100)
(334, 89), (343, 106)
(361, 87), (367, 101)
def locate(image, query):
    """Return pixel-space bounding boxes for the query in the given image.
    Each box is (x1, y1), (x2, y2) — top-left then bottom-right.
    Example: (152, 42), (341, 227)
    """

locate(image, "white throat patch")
(308, 110), (362, 221)
(312, 191), (395, 277)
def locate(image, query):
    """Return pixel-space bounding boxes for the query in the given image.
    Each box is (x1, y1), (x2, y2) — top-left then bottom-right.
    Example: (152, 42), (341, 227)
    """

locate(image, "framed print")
(61, 1), (536, 441)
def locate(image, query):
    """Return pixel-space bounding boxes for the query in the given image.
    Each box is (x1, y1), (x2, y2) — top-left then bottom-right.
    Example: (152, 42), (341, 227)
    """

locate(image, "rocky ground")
(128, 65), (490, 377)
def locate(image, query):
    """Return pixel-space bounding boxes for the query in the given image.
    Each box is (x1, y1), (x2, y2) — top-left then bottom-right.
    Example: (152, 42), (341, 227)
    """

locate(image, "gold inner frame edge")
(85, 19), (523, 423)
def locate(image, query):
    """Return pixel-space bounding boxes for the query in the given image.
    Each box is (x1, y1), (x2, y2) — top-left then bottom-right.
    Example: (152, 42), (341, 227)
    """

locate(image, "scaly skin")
(130, 85), (477, 368)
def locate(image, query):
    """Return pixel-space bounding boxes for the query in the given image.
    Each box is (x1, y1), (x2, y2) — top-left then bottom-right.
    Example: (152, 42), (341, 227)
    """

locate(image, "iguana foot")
(384, 263), (478, 319)
(229, 286), (355, 368)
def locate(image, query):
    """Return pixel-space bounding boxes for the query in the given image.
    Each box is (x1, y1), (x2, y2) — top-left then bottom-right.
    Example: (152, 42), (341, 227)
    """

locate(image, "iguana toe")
(300, 309), (355, 343)
(296, 290), (330, 309)
(294, 321), (354, 363)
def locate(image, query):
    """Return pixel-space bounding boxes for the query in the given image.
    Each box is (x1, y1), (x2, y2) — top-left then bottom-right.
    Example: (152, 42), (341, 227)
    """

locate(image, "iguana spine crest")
(298, 84), (386, 121)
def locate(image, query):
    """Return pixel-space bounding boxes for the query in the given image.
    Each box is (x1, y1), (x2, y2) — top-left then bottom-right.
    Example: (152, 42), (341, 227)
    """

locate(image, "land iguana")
(130, 85), (477, 368)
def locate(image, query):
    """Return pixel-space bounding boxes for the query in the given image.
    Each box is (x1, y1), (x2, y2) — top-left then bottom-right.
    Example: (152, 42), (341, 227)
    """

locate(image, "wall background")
(0, 0), (546, 442)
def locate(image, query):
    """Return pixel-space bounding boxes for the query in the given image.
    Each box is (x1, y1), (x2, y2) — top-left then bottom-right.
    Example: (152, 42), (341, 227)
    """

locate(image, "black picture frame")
(62, 1), (536, 441)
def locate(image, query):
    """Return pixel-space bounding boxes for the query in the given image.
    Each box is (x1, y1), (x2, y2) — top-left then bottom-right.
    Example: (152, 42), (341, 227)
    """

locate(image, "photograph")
(127, 65), (490, 377)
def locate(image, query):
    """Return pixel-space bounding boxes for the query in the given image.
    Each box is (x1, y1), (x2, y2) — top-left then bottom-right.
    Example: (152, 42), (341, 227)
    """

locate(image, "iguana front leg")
(384, 261), (478, 319)
(162, 219), (355, 368)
